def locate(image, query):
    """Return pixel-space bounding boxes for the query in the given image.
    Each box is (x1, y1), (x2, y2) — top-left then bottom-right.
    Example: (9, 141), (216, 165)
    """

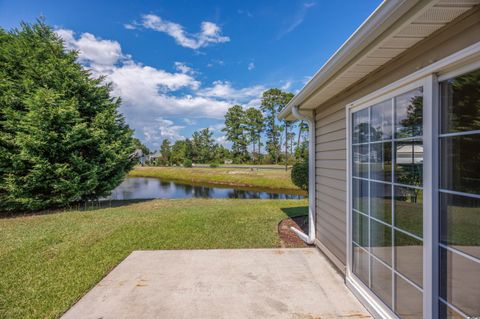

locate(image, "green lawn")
(129, 166), (303, 193)
(0, 199), (307, 319)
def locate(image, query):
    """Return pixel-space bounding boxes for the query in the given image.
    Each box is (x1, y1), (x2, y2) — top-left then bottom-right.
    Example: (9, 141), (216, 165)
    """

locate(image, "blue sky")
(0, 0), (380, 150)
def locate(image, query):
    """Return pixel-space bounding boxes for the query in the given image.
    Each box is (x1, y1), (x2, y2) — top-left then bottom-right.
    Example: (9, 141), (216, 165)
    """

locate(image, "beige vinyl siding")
(313, 7), (480, 270)
(315, 107), (347, 265)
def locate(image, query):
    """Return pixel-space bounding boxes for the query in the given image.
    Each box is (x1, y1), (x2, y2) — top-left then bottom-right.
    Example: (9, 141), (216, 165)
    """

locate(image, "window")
(438, 69), (480, 318)
(351, 88), (424, 317)
(349, 67), (480, 319)
(344, 31), (480, 318)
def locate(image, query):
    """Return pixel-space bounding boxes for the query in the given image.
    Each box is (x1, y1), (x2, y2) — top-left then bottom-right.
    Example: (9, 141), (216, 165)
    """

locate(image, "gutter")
(290, 105), (315, 244)
(278, 0), (417, 120)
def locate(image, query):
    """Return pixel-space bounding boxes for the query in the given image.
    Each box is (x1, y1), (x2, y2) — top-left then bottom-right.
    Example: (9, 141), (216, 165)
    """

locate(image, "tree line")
(148, 88), (309, 166)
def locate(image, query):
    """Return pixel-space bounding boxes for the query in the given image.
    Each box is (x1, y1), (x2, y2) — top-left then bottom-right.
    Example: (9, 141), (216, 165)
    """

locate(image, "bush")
(0, 21), (134, 212)
(183, 159), (193, 167)
(291, 161), (308, 191)
(209, 162), (220, 168)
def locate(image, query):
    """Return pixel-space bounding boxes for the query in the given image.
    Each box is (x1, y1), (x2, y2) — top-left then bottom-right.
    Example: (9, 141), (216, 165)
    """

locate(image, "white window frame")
(345, 42), (480, 319)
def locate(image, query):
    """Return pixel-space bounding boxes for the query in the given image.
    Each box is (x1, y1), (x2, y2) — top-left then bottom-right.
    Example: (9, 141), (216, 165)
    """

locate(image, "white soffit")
(299, 0), (479, 111)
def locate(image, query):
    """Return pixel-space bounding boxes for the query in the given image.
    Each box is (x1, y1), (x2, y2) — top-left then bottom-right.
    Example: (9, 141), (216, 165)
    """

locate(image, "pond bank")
(129, 166), (306, 195)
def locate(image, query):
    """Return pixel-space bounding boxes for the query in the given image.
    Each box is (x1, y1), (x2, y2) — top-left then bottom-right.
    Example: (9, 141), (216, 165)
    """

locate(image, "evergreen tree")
(0, 21), (134, 211)
(260, 89), (293, 164)
(191, 128), (215, 163)
(171, 140), (188, 165)
(222, 105), (248, 162)
(244, 107), (264, 163)
(160, 139), (172, 165)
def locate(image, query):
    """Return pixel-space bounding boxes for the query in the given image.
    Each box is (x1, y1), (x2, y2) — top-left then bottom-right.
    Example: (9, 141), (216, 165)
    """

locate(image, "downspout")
(291, 105), (315, 244)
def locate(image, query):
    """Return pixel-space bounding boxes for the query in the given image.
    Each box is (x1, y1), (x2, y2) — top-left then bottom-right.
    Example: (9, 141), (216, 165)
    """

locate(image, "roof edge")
(279, 0), (418, 120)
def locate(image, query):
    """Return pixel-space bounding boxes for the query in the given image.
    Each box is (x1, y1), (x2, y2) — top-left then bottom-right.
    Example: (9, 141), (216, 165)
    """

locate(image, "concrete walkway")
(62, 248), (371, 319)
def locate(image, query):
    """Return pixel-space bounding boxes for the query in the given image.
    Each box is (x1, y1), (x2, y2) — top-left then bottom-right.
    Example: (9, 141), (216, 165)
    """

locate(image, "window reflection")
(439, 68), (480, 318)
(371, 99), (393, 141)
(351, 86), (425, 317)
(439, 248), (480, 317)
(353, 244), (369, 286)
(395, 275), (423, 319)
(395, 140), (423, 187)
(370, 142), (392, 182)
(353, 211), (369, 248)
(395, 88), (423, 138)
(353, 144), (369, 178)
(440, 69), (480, 133)
(353, 178), (369, 214)
(370, 181), (392, 223)
(371, 258), (392, 309)
(440, 134), (480, 195)
(395, 231), (423, 287)
(353, 108), (370, 143)
(395, 187), (423, 237)
(371, 219), (392, 265)
(440, 193), (480, 260)
(439, 301), (465, 319)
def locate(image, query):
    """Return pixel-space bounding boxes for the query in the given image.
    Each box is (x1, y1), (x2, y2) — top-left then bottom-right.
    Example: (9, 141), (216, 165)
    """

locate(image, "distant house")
(279, 1), (480, 318)
(132, 149), (145, 166)
(147, 151), (161, 163)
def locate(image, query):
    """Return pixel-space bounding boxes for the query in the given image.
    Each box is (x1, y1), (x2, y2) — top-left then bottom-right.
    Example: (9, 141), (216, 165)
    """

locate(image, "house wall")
(313, 7), (480, 273)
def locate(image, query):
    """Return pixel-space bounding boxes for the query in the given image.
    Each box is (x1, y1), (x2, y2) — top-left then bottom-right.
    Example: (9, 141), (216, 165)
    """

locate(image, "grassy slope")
(0, 199), (307, 319)
(129, 166), (304, 193)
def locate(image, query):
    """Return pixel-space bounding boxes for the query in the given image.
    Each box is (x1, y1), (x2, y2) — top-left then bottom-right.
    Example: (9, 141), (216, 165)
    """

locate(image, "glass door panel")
(351, 88), (424, 317)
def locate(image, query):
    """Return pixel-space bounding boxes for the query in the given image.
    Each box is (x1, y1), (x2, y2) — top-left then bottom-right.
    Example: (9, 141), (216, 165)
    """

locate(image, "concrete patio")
(61, 248), (371, 319)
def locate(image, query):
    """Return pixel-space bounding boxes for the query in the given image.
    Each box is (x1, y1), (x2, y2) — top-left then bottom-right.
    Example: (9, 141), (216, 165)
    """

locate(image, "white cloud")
(183, 118), (197, 125)
(56, 29), (123, 73)
(174, 61), (195, 75)
(198, 81), (265, 103)
(143, 118), (185, 147)
(206, 59), (225, 68)
(278, 1), (316, 39)
(128, 14), (230, 50)
(124, 23), (136, 30)
(247, 62), (255, 71)
(109, 63), (200, 97)
(281, 81), (292, 91)
(56, 28), (265, 147)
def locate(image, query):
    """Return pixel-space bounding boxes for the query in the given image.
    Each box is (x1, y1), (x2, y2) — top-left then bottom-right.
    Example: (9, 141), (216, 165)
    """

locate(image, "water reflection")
(106, 177), (305, 200)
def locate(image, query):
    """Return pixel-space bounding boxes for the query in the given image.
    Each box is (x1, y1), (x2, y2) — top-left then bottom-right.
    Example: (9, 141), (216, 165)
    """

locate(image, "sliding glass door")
(438, 69), (480, 318)
(349, 67), (480, 319)
(351, 87), (424, 318)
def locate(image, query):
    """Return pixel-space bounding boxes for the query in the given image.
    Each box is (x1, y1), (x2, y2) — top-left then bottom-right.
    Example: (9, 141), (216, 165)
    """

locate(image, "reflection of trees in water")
(227, 190), (263, 199)
(159, 181), (172, 192)
(111, 177), (305, 199)
(193, 186), (213, 198)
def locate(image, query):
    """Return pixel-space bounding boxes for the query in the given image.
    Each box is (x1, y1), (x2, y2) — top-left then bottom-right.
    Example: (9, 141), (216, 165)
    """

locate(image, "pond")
(106, 177), (305, 200)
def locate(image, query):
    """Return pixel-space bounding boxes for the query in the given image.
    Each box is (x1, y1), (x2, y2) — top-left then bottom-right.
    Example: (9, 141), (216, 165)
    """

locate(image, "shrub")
(183, 159), (193, 167)
(209, 162), (220, 168)
(291, 161), (308, 191)
(0, 21), (134, 212)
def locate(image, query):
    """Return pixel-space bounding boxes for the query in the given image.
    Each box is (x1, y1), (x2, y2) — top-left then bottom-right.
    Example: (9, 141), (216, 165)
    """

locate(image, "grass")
(129, 166), (305, 194)
(0, 198), (307, 319)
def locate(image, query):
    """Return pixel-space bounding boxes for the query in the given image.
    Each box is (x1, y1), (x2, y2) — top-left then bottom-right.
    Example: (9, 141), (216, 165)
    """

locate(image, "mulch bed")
(278, 215), (311, 248)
